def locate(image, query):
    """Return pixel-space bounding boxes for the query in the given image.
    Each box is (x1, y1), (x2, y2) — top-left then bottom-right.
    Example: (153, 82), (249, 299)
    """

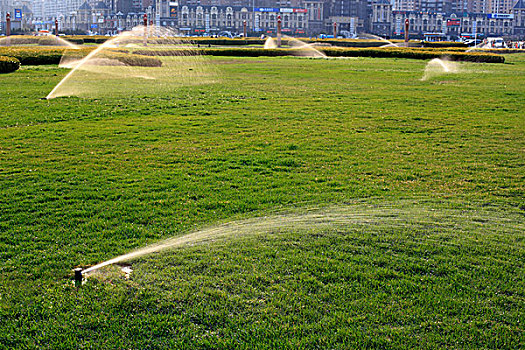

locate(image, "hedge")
(0, 45), (505, 67)
(38, 36), (63, 46)
(133, 47), (504, 63)
(320, 47), (505, 63)
(0, 47), (161, 67)
(0, 56), (21, 73)
(422, 41), (468, 48)
(0, 35), (39, 45)
(0, 47), (92, 65)
(187, 37), (399, 48)
(100, 51), (162, 67)
(0, 35), (84, 46)
(64, 35), (108, 44)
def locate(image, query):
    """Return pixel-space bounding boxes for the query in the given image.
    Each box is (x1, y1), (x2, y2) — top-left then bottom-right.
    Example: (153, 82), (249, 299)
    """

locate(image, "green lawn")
(0, 54), (524, 348)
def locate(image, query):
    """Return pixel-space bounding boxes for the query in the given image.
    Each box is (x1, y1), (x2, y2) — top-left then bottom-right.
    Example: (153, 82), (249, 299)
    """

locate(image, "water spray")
(71, 202), (505, 280)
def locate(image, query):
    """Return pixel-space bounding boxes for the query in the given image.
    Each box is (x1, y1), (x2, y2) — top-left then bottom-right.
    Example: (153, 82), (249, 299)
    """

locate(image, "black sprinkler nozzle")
(74, 268), (82, 287)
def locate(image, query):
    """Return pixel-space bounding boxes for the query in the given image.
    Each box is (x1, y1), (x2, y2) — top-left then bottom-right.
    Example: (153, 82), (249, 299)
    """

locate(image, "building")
(513, 0), (525, 36)
(392, 10), (515, 39)
(328, 0), (368, 34)
(371, 0), (391, 36)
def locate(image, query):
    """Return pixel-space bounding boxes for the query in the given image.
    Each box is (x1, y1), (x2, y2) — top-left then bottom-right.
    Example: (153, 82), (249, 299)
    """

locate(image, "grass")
(0, 54), (524, 348)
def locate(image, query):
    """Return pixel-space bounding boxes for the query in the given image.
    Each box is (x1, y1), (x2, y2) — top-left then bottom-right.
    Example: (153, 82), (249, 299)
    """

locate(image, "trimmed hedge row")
(0, 46), (505, 66)
(422, 41), (468, 48)
(133, 47), (504, 63)
(0, 35), (84, 46)
(101, 51), (162, 67)
(0, 47), (161, 67)
(64, 37), (85, 45)
(64, 35), (108, 44)
(0, 35), (38, 45)
(320, 47), (505, 63)
(0, 56), (21, 73)
(189, 37), (396, 48)
(0, 47), (92, 65)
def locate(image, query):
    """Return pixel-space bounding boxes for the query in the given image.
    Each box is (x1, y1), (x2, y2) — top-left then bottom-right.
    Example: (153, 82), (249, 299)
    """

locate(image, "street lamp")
(404, 18), (409, 46)
(277, 15), (281, 47)
(143, 13), (148, 46)
(6, 12), (11, 37)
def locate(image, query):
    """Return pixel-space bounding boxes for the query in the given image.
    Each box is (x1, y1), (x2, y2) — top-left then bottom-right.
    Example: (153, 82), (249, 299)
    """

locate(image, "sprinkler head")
(74, 268), (83, 287)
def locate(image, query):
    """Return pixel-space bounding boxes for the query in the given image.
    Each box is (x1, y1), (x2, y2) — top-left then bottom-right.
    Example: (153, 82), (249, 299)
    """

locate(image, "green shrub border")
(133, 47), (505, 63)
(0, 55), (21, 73)
(0, 47), (162, 67)
(0, 46), (505, 66)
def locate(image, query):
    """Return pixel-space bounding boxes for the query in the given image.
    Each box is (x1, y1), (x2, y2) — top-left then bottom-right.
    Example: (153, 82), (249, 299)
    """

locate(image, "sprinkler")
(74, 268), (83, 287)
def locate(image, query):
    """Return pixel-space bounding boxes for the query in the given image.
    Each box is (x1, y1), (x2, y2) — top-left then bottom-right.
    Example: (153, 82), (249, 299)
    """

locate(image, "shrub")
(104, 51), (162, 67)
(422, 41), (468, 48)
(0, 47), (86, 65)
(0, 36), (39, 45)
(0, 56), (21, 73)
(63, 49), (162, 67)
(310, 39), (385, 48)
(80, 36), (109, 44)
(0, 47), (162, 67)
(63, 37), (85, 45)
(132, 46), (504, 63)
(38, 37), (61, 46)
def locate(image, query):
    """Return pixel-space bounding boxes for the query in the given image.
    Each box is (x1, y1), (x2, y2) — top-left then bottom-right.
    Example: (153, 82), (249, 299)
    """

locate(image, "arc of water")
(46, 30), (135, 99)
(264, 35), (326, 58)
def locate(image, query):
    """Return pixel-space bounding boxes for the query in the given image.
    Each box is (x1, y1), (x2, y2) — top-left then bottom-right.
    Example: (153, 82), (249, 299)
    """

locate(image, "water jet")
(421, 58), (459, 81)
(46, 25), (216, 99)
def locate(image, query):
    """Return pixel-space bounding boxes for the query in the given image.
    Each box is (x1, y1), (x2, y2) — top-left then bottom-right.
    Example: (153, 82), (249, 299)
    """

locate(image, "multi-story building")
(371, 0), (391, 36)
(486, 0), (515, 14)
(303, 0), (324, 34)
(392, 10), (515, 38)
(2, 0), (525, 38)
(328, 0), (368, 34)
(177, 5), (307, 35)
(514, 0), (525, 36)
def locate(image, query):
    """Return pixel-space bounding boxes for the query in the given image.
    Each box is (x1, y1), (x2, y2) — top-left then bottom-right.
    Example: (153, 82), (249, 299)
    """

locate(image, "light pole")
(6, 12), (10, 37)
(277, 15), (281, 47)
(404, 18), (409, 46)
(143, 13), (148, 46)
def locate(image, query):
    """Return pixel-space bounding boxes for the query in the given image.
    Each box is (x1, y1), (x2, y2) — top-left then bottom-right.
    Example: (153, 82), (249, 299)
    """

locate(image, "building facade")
(2, 0), (525, 38)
